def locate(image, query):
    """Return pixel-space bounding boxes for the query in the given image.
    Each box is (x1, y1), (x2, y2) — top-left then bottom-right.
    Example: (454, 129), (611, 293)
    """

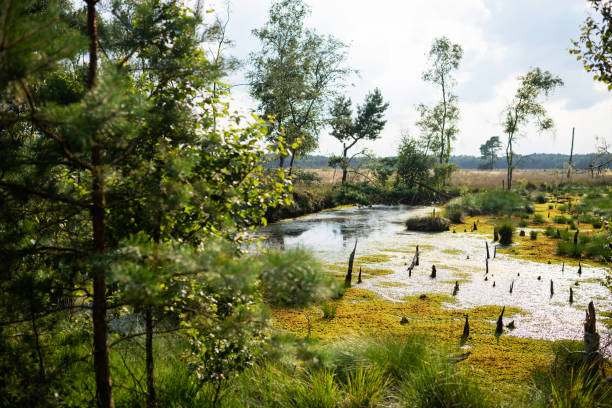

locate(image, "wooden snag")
(345, 239), (358, 288)
(486, 241), (490, 259)
(578, 261), (582, 275)
(509, 280), (514, 293)
(569, 287), (574, 304)
(415, 245), (419, 266)
(430, 265), (437, 279)
(550, 279), (554, 297)
(452, 281), (459, 296)
(495, 306), (505, 337)
(357, 266), (362, 284)
(460, 314), (469, 344)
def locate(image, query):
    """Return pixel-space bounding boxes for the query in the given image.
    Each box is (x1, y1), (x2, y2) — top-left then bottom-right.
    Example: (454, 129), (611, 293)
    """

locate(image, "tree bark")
(87, 2), (114, 407)
(145, 306), (156, 408)
(341, 145), (348, 184)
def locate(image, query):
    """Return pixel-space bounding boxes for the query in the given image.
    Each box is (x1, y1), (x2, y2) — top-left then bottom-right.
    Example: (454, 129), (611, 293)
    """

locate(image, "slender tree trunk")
(440, 77), (447, 164)
(288, 151), (296, 176)
(341, 144), (348, 184)
(567, 127), (575, 180)
(87, 2), (114, 407)
(506, 136), (513, 190)
(279, 154), (285, 168)
(145, 306), (156, 408)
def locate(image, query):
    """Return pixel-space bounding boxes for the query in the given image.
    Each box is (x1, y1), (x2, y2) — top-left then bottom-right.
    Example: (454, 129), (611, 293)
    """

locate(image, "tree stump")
(452, 281), (459, 296)
(486, 241), (490, 259)
(569, 287), (573, 304)
(495, 306), (505, 337)
(485, 257), (489, 274)
(578, 261), (582, 275)
(493, 281), (496, 287)
(473, 221), (477, 231)
(461, 314), (469, 344)
(430, 265), (436, 279)
(494, 246), (497, 258)
(344, 239), (358, 288)
(357, 266), (362, 284)
(509, 280), (514, 293)
(415, 245), (419, 266)
(550, 279), (554, 297)
(583, 301), (602, 382)
(574, 230), (579, 245)
(494, 229), (499, 242)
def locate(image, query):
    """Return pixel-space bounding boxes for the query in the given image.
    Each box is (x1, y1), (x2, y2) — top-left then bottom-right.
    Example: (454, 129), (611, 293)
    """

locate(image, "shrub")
(519, 230), (526, 236)
(518, 219), (529, 227)
(444, 206), (463, 223)
(530, 230), (538, 240)
(545, 226), (556, 237)
(291, 169), (322, 185)
(569, 220), (577, 230)
(497, 223), (515, 245)
(534, 193), (548, 203)
(321, 301), (338, 319)
(261, 249), (338, 307)
(532, 213), (546, 224)
(446, 191), (533, 216)
(554, 215), (570, 224)
(405, 215), (450, 232)
(592, 220), (603, 229)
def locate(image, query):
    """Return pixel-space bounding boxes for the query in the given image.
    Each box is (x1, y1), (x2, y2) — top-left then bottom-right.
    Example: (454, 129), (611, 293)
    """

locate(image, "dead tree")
(407, 248), (418, 277)
(562, 262), (565, 272)
(344, 239), (358, 288)
(509, 280), (514, 294)
(473, 221), (477, 231)
(415, 245), (419, 266)
(357, 267), (362, 284)
(486, 241), (490, 259)
(493, 281), (496, 287)
(430, 265), (437, 278)
(461, 314), (469, 345)
(452, 281), (459, 296)
(583, 301), (602, 382)
(550, 279), (554, 297)
(494, 246), (497, 258)
(485, 257), (489, 274)
(578, 262), (582, 275)
(569, 287), (574, 304)
(495, 306), (505, 337)
(574, 230), (579, 245)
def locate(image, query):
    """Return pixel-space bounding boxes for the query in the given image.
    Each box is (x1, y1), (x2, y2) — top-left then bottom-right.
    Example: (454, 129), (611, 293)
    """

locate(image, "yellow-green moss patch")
(356, 254), (392, 264)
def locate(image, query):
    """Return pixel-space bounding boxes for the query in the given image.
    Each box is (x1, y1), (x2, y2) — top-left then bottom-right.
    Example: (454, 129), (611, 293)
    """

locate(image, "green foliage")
(570, 0), (612, 89)
(248, 0), (352, 166)
(535, 193), (548, 203)
(444, 206), (464, 223)
(502, 68), (563, 189)
(292, 169), (322, 185)
(343, 366), (388, 408)
(328, 89), (389, 183)
(260, 249), (337, 307)
(446, 191), (533, 215)
(418, 37), (463, 164)
(497, 222), (515, 245)
(479, 136), (502, 170)
(530, 230), (538, 240)
(533, 213), (546, 224)
(396, 136), (434, 188)
(320, 301), (338, 320)
(518, 219), (529, 227)
(405, 215), (451, 232)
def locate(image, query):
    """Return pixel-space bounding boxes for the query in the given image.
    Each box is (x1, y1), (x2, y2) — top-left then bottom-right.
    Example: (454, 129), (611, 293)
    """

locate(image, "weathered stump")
(473, 221), (477, 231)
(574, 230), (579, 245)
(452, 281), (459, 296)
(415, 245), (419, 266)
(578, 261), (582, 275)
(550, 279), (554, 297)
(493, 281), (496, 287)
(486, 241), (490, 259)
(509, 280), (514, 293)
(485, 257), (489, 274)
(495, 306), (505, 337)
(494, 229), (499, 242)
(357, 267), (362, 284)
(344, 239), (358, 288)
(583, 301), (602, 382)
(569, 287), (574, 304)
(430, 265), (437, 279)
(494, 246), (497, 258)
(460, 314), (469, 344)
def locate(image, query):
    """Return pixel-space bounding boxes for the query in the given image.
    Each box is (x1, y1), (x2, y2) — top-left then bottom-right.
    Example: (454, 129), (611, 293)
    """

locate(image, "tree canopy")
(248, 0), (352, 174)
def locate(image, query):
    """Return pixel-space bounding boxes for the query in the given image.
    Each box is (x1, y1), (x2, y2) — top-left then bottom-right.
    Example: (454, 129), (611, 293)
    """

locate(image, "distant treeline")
(266, 153), (609, 170)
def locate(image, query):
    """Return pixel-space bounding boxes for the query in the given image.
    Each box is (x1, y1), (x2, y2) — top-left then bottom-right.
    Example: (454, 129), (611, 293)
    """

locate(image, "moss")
(270, 287), (546, 394)
(376, 281), (407, 288)
(356, 254), (391, 264)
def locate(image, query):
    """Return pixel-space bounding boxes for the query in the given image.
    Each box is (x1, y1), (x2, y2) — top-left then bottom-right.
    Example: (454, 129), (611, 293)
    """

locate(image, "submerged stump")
(495, 306), (505, 337)
(430, 265), (437, 279)
(460, 314), (469, 345)
(452, 281), (459, 296)
(344, 239), (358, 288)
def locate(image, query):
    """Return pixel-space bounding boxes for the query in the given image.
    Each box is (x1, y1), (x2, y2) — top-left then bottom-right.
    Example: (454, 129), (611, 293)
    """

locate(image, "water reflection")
(254, 205), (611, 341)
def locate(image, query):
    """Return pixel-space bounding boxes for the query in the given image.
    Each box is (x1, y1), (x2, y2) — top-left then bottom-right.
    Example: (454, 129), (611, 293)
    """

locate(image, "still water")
(256, 205), (611, 341)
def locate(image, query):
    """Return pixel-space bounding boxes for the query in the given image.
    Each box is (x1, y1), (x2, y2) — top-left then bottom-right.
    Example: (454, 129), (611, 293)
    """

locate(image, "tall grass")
(446, 191), (533, 216)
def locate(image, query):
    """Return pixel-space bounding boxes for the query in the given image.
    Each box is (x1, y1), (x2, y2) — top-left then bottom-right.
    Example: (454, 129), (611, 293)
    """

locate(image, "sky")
(206, 0), (611, 157)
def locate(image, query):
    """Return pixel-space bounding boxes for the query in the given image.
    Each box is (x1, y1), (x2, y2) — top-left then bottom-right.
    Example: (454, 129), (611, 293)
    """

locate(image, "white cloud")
(214, 0), (611, 157)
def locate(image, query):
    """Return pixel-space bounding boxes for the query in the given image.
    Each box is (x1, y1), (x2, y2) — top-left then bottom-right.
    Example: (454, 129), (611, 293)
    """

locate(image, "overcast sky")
(207, 0), (611, 157)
